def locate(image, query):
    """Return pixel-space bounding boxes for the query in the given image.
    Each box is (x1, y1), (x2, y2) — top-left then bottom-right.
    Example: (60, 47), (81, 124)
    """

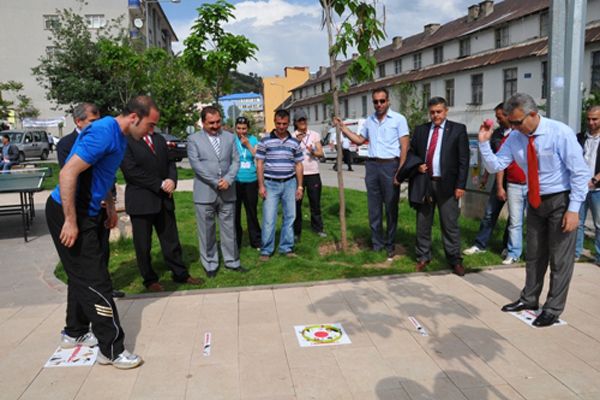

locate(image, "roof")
(289, 24), (600, 109)
(294, 0), (549, 92)
(219, 92), (263, 101)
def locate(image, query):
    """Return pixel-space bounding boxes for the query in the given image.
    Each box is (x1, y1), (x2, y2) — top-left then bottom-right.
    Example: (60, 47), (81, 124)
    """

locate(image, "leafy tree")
(395, 82), (428, 132)
(0, 81), (24, 120)
(0, 81), (39, 126)
(321, 0), (386, 251)
(182, 0), (259, 105)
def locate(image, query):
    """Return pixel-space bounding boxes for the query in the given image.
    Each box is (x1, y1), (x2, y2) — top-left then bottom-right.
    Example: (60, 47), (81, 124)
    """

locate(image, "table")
(0, 168), (49, 241)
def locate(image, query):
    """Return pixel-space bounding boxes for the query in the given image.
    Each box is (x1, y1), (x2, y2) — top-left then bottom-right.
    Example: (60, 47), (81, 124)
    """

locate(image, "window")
(314, 105), (319, 121)
(378, 63), (386, 78)
(313, 85), (317, 95)
(85, 14), (106, 29)
(394, 59), (402, 74)
(422, 83), (431, 110)
(413, 53), (422, 70)
(299, 89), (303, 99)
(343, 98), (349, 118)
(503, 68), (518, 100)
(495, 26), (509, 49)
(45, 46), (57, 56)
(459, 38), (471, 58)
(471, 74), (483, 105)
(445, 79), (455, 107)
(433, 46), (444, 64)
(592, 51), (600, 91)
(362, 95), (368, 117)
(24, 133), (32, 144)
(541, 61), (548, 99)
(540, 11), (549, 37)
(321, 82), (326, 93)
(43, 15), (59, 30)
(323, 104), (327, 120)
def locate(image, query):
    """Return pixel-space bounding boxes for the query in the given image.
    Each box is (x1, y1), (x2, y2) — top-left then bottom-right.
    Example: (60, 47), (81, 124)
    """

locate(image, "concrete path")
(1, 265), (600, 399)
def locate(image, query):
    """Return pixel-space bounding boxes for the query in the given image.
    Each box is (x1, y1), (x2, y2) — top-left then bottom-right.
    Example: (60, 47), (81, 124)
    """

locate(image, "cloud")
(230, 0), (321, 28)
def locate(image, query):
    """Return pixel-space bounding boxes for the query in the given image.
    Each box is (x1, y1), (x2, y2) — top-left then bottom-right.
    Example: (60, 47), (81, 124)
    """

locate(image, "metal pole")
(145, 0), (150, 48)
(548, 0), (587, 132)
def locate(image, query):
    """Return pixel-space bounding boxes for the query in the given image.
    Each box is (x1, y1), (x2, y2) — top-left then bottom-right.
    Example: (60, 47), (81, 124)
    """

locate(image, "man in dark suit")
(410, 97), (469, 276)
(57, 103), (100, 167)
(121, 131), (203, 292)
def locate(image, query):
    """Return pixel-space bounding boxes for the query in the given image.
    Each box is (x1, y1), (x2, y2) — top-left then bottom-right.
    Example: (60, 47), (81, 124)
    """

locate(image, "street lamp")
(140, 0), (180, 49)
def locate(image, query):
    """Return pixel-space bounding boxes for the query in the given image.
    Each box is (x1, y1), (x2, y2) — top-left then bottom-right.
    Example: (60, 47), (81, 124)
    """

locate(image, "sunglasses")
(508, 115), (528, 126)
(372, 99), (387, 105)
(236, 117), (249, 124)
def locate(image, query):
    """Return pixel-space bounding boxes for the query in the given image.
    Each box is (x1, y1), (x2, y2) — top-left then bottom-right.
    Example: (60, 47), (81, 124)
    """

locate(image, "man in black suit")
(410, 97), (469, 276)
(57, 103), (100, 167)
(121, 131), (203, 292)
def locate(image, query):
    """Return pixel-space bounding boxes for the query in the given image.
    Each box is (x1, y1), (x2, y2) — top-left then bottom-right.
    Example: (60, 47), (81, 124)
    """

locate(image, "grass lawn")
(55, 187), (511, 294)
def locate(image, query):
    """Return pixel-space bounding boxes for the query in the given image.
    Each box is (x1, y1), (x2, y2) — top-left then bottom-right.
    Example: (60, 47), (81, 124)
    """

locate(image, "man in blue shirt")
(479, 93), (589, 327)
(333, 87), (409, 259)
(45, 96), (159, 368)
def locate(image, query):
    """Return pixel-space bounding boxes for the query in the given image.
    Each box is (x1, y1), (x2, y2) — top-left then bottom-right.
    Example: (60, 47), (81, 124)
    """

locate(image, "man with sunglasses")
(478, 93), (589, 327)
(333, 88), (409, 260)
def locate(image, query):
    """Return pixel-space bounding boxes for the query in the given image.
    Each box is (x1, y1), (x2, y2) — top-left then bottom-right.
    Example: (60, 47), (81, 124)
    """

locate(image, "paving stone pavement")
(1, 264), (599, 400)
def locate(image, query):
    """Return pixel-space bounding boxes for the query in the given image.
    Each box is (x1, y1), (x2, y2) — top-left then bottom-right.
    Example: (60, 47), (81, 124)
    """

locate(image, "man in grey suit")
(188, 106), (246, 278)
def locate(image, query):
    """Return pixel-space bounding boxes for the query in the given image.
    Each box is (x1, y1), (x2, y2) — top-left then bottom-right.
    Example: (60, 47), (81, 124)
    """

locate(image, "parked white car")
(321, 118), (366, 162)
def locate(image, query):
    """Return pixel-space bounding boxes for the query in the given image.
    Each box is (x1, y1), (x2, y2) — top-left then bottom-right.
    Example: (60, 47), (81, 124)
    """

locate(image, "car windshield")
(8, 132), (23, 143)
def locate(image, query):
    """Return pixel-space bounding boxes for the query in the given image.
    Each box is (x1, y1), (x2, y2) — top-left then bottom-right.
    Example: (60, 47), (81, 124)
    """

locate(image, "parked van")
(321, 118), (366, 162)
(0, 130), (51, 161)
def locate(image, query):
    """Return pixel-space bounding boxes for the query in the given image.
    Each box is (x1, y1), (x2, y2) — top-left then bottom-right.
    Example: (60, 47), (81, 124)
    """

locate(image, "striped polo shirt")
(255, 131), (304, 179)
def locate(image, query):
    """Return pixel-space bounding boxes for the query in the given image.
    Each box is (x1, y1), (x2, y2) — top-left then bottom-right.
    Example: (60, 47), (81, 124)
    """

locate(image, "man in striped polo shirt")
(256, 109), (304, 260)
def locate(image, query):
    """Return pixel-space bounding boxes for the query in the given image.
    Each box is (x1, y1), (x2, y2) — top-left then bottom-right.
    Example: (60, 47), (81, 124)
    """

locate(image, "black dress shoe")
(206, 270), (218, 278)
(501, 300), (538, 313)
(226, 266), (249, 273)
(532, 311), (559, 327)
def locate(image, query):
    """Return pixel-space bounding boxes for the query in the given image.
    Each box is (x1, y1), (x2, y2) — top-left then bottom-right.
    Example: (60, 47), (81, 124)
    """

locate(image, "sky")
(161, 0), (476, 77)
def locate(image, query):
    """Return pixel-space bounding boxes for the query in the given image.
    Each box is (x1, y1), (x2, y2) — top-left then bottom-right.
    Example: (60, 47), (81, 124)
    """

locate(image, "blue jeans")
(261, 177), (296, 256)
(575, 190), (600, 262)
(474, 188), (505, 250)
(0, 160), (14, 173)
(506, 183), (527, 259)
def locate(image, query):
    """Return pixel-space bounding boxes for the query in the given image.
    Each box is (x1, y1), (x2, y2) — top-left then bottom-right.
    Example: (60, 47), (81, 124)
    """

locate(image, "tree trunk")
(324, 3), (348, 252)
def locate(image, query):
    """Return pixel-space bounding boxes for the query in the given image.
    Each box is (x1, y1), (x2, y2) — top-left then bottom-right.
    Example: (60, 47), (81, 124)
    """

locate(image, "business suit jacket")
(410, 120), (469, 199)
(187, 130), (239, 204)
(3, 143), (19, 163)
(121, 133), (177, 215)
(57, 130), (78, 167)
(577, 132), (600, 188)
(396, 151), (432, 207)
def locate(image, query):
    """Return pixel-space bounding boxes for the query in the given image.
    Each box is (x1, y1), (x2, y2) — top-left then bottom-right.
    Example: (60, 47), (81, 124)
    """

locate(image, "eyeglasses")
(372, 99), (387, 105)
(508, 115), (528, 126)
(236, 117), (249, 124)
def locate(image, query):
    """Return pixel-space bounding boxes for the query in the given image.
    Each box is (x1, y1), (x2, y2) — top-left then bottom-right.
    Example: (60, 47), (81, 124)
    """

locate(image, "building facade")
(0, 0), (177, 134)
(288, 0), (600, 135)
(219, 92), (264, 126)
(262, 67), (310, 132)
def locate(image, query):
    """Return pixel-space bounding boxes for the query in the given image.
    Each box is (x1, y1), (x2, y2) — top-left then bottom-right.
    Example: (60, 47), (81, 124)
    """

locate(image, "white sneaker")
(463, 246), (484, 255)
(60, 331), (98, 349)
(97, 350), (143, 369)
(502, 256), (519, 265)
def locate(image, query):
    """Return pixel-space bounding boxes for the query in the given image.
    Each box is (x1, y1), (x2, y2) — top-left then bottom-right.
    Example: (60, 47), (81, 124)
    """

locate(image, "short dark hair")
(494, 102), (505, 111)
(372, 87), (389, 99)
(274, 109), (290, 120)
(235, 116), (250, 127)
(427, 97), (447, 108)
(72, 102), (99, 122)
(2, 134), (9, 141)
(201, 106), (221, 122)
(121, 95), (157, 119)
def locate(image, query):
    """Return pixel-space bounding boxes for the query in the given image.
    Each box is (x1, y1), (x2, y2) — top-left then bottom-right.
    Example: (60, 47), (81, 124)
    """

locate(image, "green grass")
(54, 187), (513, 294)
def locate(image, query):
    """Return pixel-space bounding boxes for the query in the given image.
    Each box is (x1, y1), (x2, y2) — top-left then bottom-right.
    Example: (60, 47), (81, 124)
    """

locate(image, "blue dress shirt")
(359, 110), (409, 158)
(479, 116), (589, 212)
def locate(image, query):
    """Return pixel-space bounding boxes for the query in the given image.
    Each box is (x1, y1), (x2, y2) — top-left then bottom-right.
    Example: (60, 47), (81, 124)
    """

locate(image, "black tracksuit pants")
(235, 181), (262, 249)
(46, 197), (124, 360)
(294, 173), (324, 236)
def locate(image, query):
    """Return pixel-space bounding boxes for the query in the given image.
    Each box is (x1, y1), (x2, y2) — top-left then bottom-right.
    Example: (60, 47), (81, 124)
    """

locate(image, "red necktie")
(425, 125), (440, 176)
(144, 135), (155, 154)
(527, 135), (541, 208)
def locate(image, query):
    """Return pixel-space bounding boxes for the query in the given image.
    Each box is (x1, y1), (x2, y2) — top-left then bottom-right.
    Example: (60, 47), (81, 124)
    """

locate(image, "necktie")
(425, 125), (440, 176)
(210, 135), (221, 158)
(527, 135), (541, 208)
(143, 135), (155, 154)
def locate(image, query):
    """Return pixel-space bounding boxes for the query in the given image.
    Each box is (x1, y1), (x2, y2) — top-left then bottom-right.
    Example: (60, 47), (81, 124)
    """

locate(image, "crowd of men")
(45, 89), (596, 369)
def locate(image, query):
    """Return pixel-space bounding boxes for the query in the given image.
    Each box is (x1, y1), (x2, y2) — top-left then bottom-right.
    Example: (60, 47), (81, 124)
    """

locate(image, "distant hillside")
(230, 71), (262, 94)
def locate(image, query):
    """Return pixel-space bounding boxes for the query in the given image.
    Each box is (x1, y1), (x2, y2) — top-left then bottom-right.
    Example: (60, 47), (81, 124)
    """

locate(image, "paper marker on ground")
(408, 316), (429, 336)
(44, 345), (98, 368)
(509, 309), (567, 328)
(294, 323), (352, 347)
(203, 332), (212, 356)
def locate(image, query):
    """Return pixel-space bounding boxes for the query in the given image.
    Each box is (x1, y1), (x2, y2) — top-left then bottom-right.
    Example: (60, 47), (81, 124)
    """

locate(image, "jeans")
(474, 188), (505, 250)
(575, 190), (600, 262)
(261, 177), (296, 255)
(0, 160), (14, 172)
(506, 183), (527, 259)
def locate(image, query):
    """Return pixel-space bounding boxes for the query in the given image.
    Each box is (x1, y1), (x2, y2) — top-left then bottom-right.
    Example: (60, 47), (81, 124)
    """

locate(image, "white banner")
(22, 117), (66, 128)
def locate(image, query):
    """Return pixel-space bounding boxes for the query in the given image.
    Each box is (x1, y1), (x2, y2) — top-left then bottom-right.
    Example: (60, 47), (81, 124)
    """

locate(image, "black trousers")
(294, 174), (324, 236)
(235, 181), (262, 248)
(46, 197), (124, 360)
(334, 149), (353, 170)
(415, 181), (462, 266)
(365, 160), (399, 251)
(130, 207), (190, 287)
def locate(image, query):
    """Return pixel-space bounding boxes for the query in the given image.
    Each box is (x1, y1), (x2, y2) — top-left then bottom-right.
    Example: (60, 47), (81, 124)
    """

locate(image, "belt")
(367, 157), (398, 163)
(265, 176), (295, 183)
(507, 181), (526, 185)
(540, 190), (570, 201)
(430, 176), (442, 181)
